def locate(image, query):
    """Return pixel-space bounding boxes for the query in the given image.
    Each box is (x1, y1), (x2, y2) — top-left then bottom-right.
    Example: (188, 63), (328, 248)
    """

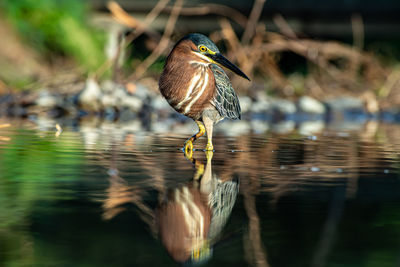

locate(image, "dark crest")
(178, 33), (220, 53)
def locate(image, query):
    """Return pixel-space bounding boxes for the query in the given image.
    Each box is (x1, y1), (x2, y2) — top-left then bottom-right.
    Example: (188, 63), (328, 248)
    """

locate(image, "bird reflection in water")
(102, 150), (239, 264)
(157, 151), (238, 264)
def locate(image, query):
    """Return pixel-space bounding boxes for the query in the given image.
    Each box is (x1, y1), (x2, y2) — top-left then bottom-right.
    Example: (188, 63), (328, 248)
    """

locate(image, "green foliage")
(1, 0), (106, 72)
(0, 130), (84, 266)
(0, 130), (83, 226)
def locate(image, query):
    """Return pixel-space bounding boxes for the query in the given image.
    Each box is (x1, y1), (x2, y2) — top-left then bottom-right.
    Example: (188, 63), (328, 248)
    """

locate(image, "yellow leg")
(203, 116), (214, 151)
(182, 147), (205, 181)
(184, 121), (205, 156)
(205, 139), (214, 151)
(193, 161), (205, 181)
(205, 150), (213, 162)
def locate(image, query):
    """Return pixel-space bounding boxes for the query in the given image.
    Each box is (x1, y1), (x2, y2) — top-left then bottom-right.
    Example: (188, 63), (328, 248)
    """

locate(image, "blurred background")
(1, 0), (400, 117)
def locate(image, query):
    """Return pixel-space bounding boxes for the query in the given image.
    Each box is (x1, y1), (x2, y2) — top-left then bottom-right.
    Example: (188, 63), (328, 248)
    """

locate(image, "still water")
(1, 120), (400, 267)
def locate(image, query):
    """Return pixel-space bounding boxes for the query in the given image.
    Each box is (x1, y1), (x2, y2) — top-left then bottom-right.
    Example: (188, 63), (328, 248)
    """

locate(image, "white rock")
(238, 96), (252, 113)
(298, 96), (326, 114)
(151, 118), (177, 133)
(171, 122), (197, 135)
(325, 97), (363, 111)
(250, 99), (271, 113)
(218, 120), (251, 136)
(272, 99), (296, 114)
(101, 80), (118, 94)
(272, 121), (295, 134)
(121, 95), (143, 112)
(79, 78), (102, 111)
(152, 121), (172, 133)
(114, 86), (128, 99)
(36, 91), (59, 108)
(35, 115), (56, 131)
(251, 120), (270, 134)
(152, 95), (173, 111)
(101, 94), (118, 108)
(120, 120), (143, 132)
(134, 83), (154, 99)
(298, 121), (325, 135)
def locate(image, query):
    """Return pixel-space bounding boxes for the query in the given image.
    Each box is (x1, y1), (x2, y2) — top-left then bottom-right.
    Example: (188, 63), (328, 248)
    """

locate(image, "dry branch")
(129, 0), (184, 80)
(104, 0), (393, 108)
(242, 0), (266, 45)
(107, 1), (161, 40)
(163, 4), (248, 28)
(273, 14), (297, 39)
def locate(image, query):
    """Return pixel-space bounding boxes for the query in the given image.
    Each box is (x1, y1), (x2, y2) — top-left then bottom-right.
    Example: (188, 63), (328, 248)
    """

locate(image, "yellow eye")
(199, 45), (207, 52)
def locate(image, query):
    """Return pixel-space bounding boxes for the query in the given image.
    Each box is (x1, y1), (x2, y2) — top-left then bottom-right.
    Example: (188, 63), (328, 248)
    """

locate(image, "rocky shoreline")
(1, 78), (399, 135)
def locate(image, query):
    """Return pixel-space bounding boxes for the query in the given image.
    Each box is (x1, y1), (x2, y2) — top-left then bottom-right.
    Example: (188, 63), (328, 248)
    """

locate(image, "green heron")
(157, 150), (238, 264)
(159, 33), (250, 152)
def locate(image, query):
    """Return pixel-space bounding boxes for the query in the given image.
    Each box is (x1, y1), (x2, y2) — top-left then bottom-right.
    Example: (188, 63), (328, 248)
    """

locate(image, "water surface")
(1, 120), (400, 267)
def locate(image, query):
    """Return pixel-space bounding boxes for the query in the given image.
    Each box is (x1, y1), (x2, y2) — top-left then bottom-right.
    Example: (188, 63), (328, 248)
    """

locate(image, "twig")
(123, 0), (170, 44)
(349, 13), (364, 79)
(219, 19), (256, 92)
(220, 19), (243, 56)
(163, 4), (248, 28)
(241, 0), (266, 45)
(96, 0), (169, 79)
(129, 0), (184, 80)
(243, 191), (270, 267)
(107, 1), (160, 40)
(378, 68), (400, 99)
(273, 14), (297, 39)
(351, 13), (364, 50)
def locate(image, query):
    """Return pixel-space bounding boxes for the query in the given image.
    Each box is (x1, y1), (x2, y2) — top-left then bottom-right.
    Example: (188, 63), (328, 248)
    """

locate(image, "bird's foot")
(193, 162), (205, 180)
(183, 139), (194, 159)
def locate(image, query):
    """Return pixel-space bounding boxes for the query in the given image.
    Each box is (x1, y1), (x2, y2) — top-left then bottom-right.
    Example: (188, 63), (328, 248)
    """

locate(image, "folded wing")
(210, 64), (241, 120)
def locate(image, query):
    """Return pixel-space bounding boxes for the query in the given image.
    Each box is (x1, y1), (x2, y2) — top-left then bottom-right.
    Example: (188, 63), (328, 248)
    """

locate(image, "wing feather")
(210, 64), (241, 120)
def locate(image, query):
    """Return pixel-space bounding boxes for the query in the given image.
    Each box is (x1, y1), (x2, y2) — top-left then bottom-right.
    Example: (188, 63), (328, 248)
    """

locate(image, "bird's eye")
(199, 45), (207, 52)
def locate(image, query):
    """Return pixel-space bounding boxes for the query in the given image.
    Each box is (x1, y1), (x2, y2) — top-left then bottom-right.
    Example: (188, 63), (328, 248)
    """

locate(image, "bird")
(159, 33), (250, 153)
(156, 150), (239, 264)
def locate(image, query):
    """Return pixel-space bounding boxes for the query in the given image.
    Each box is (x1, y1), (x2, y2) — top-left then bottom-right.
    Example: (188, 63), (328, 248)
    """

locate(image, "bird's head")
(179, 33), (250, 81)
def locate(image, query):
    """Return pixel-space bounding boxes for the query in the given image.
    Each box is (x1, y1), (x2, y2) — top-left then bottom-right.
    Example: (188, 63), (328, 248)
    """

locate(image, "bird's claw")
(183, 140), (194, 159)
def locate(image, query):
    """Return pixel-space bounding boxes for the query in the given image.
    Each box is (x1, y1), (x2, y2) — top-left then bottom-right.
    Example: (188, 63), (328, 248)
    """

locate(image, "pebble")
(7, 77), (400, 135)
(36, 91), (59, 108)
(119, 108), (136, 121)
(325, 97), (363, 111)
(151, 95), (173, 111)
(121, 95), (143, 112)
(101, 94), (118, 108)
(298, 96), (326, 114)
(250, 98), (271, 113)
(298, 121), (325, 135)
(272, 121), (295, 134)
(78, 78), (102, 112)
(272, 99), (296, 114)
(238, 96), (252, 113)
(251, 120), (270, 134)
(218, 120), (251, 136)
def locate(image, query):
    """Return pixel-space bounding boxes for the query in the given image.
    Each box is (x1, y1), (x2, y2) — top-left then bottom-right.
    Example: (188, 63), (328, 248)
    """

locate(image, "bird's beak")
(208, 53), (250, 81)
